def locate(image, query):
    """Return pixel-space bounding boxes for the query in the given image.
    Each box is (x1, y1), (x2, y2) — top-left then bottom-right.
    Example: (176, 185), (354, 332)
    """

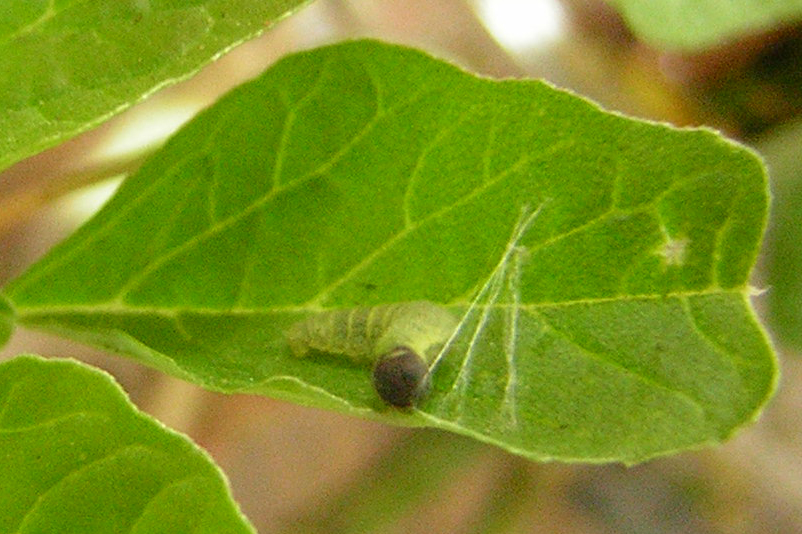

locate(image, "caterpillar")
(286, 301), (458, 408)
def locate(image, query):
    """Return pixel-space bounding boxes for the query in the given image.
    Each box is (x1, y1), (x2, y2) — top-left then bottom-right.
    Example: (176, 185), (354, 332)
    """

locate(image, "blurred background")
(2, 1), (802, 532)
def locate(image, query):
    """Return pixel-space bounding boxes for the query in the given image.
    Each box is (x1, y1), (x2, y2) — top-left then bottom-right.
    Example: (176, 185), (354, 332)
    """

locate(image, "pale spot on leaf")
(659, 237), (689, 266)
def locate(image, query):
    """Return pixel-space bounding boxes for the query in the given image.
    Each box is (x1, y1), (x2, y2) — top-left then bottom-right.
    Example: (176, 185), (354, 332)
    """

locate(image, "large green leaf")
(0, 355), (253, 533)
(2, 40), (776, 463)
(0, 0), (311, 172)
(605, 0), (802, 51)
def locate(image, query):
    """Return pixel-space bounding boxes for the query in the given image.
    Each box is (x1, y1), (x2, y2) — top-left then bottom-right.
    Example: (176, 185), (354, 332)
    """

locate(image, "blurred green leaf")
(2, 40), (776, 463)
(758, 120), (802, 351)
(605, 0), (802, 51)
(464, 456), (539, 534)
(285, 430), (486, 534)
(0, 355), (253, 534)
(0, 293), (12, 347)
(0, 0), (311, 172)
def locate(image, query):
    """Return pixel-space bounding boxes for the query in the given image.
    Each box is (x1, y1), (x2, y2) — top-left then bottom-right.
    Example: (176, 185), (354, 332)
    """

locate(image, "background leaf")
(1, 40), (776, 463)
(280, 430), (488, 534)
(0, 294), (12, 347)
(758, 120), (802, 351)
(604, 0), (802, 51)
(0, 355), (254, 534)
(0, 0), (311, 172)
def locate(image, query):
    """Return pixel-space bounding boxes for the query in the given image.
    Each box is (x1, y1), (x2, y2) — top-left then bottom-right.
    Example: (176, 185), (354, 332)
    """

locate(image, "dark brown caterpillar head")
(372, 346), (431, 408)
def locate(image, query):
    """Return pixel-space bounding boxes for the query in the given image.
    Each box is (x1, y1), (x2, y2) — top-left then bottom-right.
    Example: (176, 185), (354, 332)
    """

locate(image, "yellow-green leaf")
(0, 355), (253, 533)
(2, 40), (777, 463)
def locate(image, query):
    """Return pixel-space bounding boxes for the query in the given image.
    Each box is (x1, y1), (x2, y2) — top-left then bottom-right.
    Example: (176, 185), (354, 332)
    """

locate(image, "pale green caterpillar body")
(286, 301), (458, 407)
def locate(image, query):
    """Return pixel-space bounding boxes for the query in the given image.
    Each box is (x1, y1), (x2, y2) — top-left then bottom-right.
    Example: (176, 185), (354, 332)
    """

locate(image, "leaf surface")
(0, 355), (253, 534)
(2, 40), (776, 463)
(0, 0), (310, 172)
(605, 0), (802, 50)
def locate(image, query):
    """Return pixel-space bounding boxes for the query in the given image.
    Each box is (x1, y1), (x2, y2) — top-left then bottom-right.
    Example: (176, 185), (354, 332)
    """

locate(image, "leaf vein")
(111, 88), (434, 302)
(306, 143), (571, 306)
(14, 443), (156, 533)
(531, 307), (707, 416)
(402, 104), (485, 227)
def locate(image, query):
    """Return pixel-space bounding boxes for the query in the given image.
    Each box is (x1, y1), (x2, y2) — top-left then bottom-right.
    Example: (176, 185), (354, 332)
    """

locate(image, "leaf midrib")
(13, 287), (744, 318)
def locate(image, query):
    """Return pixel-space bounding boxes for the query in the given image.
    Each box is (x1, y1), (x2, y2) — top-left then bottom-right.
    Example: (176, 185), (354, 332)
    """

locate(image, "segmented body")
(286, 301), (457, 365)
(286, 301), (458, 407)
